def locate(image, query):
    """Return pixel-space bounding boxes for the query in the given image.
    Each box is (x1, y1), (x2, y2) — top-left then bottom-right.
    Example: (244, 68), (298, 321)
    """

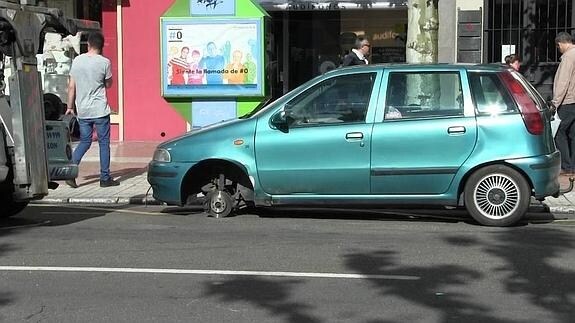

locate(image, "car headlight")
(153, 148), (171, 162)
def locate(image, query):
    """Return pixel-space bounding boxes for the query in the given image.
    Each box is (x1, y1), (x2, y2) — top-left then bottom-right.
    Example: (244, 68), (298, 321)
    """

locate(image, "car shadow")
(157, 203), (563, 226)
(0, 204), (133, 228)
(249, 206), (479, 225)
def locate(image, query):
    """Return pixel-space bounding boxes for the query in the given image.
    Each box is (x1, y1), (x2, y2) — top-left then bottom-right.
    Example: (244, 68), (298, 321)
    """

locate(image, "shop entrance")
(266, 8), (408, 99)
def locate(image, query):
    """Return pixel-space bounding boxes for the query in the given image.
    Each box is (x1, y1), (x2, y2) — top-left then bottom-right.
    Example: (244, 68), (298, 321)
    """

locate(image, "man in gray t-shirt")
(65, 31), (119, 188)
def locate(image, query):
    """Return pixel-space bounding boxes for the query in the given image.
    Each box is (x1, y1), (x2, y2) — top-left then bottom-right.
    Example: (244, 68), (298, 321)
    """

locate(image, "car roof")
(325, 63), (510, 76)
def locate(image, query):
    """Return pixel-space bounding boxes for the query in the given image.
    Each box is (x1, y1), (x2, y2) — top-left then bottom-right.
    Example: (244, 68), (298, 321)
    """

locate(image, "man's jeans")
(555, 104), (575, 171)
(72, 115), (111, 181)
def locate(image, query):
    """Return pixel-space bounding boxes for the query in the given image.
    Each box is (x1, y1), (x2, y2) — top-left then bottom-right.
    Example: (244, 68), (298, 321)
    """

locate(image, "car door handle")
(346, 132), (364, 140)
(447, 126), (466, 134)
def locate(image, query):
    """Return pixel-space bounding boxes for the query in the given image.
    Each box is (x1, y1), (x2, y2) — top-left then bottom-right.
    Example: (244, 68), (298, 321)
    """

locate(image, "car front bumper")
(147, 161), (192, 206)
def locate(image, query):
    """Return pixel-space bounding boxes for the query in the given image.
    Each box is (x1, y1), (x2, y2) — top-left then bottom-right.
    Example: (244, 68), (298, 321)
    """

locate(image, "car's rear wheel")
(464, 165), (530, 226)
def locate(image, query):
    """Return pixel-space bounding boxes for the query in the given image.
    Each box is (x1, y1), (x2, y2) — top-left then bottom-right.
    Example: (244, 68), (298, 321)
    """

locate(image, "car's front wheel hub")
(210, 191), (228, 214)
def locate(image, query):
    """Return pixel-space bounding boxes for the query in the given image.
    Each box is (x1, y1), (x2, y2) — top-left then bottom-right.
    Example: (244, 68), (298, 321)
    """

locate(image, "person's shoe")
(100, 178), (120, 187)
(65, 179), (78, 188)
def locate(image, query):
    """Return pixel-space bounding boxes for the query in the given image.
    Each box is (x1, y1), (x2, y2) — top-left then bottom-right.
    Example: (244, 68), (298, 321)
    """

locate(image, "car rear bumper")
(507, 151), (561, 198)
(147, 161), (190, 206)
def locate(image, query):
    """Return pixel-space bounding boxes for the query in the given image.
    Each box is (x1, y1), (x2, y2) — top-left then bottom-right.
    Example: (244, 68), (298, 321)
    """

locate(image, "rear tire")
(44, 93), (64, 121)
(464, 165), (530, 227)
(0, 196), (28, 218)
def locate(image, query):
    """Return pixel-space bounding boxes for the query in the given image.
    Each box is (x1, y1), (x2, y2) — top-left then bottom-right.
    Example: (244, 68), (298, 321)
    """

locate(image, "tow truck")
(0, 0), (99, 217)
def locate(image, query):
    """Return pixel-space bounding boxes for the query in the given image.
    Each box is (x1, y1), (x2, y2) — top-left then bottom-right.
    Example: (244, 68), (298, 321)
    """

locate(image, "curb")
(548, 206), (575, 214)
(33, 197), (165, 206)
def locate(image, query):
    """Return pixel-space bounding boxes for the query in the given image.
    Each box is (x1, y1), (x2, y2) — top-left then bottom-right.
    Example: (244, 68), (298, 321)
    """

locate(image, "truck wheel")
(464, 165), (530, 227)
(204, 190), (233, 218)
(44, 93), (64, 120)
(0, 196), (28, 218)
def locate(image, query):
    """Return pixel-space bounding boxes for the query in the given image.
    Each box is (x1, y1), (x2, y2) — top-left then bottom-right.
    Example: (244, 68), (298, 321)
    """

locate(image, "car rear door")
(370, 67), (477, 194)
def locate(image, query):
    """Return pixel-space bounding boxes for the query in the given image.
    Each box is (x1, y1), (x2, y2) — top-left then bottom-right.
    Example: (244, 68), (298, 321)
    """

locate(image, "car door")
(371, 68), (477, 194)
(255, 72), (379, 195)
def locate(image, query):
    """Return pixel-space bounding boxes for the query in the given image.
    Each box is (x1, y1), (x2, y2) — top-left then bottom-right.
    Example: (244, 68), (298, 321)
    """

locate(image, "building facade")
(41, 0), (574, 141)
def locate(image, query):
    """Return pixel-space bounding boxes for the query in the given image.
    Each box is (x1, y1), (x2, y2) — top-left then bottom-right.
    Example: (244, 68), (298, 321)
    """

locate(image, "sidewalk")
(35, 141), (575, 214)
(38, 141), (162, 205)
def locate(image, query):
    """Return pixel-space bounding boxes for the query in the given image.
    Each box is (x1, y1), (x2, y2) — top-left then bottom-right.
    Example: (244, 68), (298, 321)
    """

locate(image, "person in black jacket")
(342, 39), (371, 66)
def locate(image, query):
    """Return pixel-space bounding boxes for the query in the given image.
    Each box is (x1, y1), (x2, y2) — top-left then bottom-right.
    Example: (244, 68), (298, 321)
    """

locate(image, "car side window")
(468, 72), (518, 115)
(285, 73), (376, 126)
(384, 72), (464, 120)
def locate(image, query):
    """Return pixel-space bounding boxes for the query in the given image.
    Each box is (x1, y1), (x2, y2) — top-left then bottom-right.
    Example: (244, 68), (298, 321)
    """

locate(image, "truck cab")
(0, 0), (99, 217)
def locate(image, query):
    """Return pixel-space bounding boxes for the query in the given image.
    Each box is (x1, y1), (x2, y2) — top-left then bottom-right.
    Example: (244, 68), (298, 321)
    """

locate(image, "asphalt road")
(1, 205), (574, 323)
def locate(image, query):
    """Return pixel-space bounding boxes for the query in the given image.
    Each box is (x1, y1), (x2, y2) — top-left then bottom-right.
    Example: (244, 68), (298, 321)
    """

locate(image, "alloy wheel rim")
(473, 173), (520, 219)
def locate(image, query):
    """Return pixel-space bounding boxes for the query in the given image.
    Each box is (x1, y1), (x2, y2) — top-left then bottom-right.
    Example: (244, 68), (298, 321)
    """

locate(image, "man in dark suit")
(342, 39), (371, 66)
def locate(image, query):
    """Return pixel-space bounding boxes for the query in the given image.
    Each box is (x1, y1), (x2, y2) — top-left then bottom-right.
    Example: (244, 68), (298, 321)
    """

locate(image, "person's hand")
(547, 101), (557, 115)
(65, 107), (75, 116)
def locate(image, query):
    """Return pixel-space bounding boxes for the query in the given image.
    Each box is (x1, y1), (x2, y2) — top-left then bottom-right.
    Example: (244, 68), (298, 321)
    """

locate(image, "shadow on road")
(449, 229), (575, 322)
(341, 227), (575, 323)
(250, 206), (561, 226)
(0, 205), (112, 228)
(202, 277), (322, 323)
(343, 250), (516, 322)
(157, 203), (564, 227)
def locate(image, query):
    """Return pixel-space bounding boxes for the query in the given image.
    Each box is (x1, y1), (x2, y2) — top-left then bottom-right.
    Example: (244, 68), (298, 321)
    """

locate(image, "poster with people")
(161, 18), (264, 98)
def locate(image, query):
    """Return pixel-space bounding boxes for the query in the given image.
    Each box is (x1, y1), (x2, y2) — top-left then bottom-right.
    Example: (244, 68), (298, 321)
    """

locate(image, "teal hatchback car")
(148, 64), (560, 227)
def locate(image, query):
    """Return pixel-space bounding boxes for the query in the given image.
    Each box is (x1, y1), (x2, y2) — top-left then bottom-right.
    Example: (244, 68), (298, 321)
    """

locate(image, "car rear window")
(468, 72), (518, 115)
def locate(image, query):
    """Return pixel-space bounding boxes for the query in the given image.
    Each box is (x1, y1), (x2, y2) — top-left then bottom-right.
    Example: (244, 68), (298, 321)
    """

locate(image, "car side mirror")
(270, 110), (289, 133)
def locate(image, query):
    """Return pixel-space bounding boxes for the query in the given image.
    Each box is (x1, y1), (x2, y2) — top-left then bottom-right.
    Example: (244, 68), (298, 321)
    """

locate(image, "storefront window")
(485, 0), (575, 100)
(485, 0), (574, 64)
(258, 1), (408, 97)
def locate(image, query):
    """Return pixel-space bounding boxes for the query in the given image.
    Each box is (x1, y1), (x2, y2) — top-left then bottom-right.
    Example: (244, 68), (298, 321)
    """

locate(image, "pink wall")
(102, 0), (119, 139)
(115, 0), (187, 141)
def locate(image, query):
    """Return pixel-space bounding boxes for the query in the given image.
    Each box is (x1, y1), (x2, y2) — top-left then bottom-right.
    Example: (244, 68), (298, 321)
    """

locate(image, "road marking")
(0, 266), (420, 281)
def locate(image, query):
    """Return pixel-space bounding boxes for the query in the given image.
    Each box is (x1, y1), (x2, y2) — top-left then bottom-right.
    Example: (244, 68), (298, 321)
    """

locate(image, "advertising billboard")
(161, 18), (264, 98)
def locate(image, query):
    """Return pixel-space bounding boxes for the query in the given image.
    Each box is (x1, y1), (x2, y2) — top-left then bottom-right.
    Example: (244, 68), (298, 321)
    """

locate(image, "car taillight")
(500, 72), (544, 135)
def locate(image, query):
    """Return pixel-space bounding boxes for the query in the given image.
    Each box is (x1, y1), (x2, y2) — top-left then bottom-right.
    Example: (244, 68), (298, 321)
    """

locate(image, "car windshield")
(238, 98), (272, 119)
(238, 73), (329, 119)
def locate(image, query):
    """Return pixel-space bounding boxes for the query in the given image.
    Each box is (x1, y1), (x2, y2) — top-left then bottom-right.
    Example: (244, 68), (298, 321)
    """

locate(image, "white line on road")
(0, 266), (419, 281)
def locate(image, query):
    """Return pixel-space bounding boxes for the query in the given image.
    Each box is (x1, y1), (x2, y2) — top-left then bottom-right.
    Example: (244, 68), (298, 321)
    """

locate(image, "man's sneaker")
(100, 178), (120, 187)
(65, 179), (78, 188)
